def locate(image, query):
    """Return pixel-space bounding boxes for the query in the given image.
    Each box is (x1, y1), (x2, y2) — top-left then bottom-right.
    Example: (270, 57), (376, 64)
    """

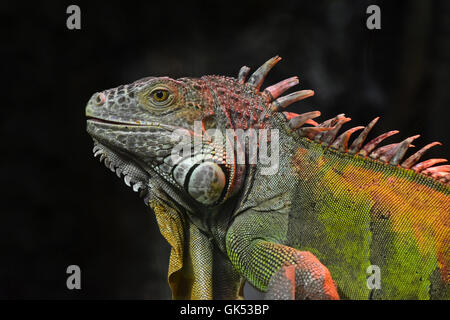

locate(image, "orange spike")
(421, 164), (450, 175)
(401, 142), (442, 169)
(359, 130), (399, 157)
(389, 135), (420, 165)
(288, 111), (321, 130)
(370, 143), (399, 162)
(248, 56), (282, 90)
(264, 76), (299, 100)
(330, 126), (365, 153)
(298, 126), (333, 140)
(319, 117), (351, 145)
(349, 117), (379, 154)
(412, 159), (448, 172)
(437, 172), (450, 184)
(271, 90), (315, 112)
(431, 171), (450, 180)
(283, 112), (318, 126)
(318, 114), (346, 128)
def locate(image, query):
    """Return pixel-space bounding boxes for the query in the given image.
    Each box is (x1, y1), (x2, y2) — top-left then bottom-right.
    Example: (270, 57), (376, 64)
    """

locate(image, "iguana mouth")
(87, 117), (144, 126)
(87, 117), (176, 131)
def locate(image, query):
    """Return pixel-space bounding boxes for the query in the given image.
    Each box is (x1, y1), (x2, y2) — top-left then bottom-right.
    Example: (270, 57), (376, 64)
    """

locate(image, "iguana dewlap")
(86, 57), (449, 300)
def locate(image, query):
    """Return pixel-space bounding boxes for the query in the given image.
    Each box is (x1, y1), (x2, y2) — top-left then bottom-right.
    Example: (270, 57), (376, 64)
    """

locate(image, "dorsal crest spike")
(370, 143), (400, 162)
(389, 135), (420, 165)
(298, 126), (333, 139)
(358, 130), (399, 157)
(412, 159), (448, 172)
(434, 172), (450, 182)
(422, 165), (450, 175)
(330, 126), (365, 153)
(401, 142), (442, 169)
(271, 90), (314, 112)
(283, 112), (319, 126)
(288, 111), (321, 129)
(316, 117), (351, 144)
(247, 56), (282, 90)
(348, 117), (379, 154)
(317, 114), (346, 128)
(264, 76), (299, 100)
(238, 66), (251, 84)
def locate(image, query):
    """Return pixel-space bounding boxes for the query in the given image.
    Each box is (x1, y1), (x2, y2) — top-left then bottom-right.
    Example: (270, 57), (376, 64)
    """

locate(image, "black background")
(2, 0), (449, 299)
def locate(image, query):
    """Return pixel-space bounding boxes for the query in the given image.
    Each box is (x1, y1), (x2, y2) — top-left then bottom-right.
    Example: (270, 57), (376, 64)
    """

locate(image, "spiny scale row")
(92, 144), (147, 195)
(238, 56), (449, 185)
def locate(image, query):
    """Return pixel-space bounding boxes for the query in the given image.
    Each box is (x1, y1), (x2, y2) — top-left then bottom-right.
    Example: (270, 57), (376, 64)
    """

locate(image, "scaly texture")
(85, 57), (449, 300)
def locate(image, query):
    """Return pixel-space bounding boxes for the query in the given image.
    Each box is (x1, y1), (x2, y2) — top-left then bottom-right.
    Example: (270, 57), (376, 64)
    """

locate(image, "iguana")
(85, 56), (449, 300)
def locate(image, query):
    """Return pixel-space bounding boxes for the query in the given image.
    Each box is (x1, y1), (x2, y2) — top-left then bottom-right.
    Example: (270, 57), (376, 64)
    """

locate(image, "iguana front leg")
(226, 210), (339, 300)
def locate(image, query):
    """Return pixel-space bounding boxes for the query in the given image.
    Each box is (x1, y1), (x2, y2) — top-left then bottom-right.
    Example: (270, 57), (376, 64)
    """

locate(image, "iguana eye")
(140, 84), (177, 111)
(151, 89), (169, 103)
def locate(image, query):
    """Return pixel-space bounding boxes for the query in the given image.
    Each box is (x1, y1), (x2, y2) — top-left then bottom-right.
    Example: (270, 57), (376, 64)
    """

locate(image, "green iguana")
(85, 56), (449, 300)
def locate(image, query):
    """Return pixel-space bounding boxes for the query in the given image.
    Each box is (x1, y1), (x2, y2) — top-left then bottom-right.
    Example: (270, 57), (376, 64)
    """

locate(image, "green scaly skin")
(85, 57), (449, 300)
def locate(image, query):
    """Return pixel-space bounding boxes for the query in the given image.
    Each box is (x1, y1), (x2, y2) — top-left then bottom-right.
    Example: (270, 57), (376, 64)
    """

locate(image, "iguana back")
(230, 117), (449, 299)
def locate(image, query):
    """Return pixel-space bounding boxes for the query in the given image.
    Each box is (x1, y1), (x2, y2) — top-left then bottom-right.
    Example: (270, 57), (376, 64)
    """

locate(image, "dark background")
(1, 0), (449, 299)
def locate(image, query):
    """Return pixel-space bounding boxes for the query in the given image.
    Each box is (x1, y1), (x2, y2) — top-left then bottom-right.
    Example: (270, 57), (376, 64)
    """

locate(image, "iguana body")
(85, 57), (449, 299)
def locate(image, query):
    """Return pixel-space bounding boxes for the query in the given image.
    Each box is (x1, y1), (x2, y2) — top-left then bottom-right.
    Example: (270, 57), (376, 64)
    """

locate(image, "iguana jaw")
(86, 119), (194, 202)
(90, 138), (151, 196)
(86, 118), (175, 196)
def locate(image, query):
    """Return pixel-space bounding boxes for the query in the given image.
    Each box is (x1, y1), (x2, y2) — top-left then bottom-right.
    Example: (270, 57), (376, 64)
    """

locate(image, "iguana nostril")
(94, 92), (106, 106)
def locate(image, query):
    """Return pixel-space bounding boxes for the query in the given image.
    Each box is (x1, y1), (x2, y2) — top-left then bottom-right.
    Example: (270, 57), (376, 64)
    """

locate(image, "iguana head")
(85, 74), (223, 201)
(85, 57), (323, 208)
